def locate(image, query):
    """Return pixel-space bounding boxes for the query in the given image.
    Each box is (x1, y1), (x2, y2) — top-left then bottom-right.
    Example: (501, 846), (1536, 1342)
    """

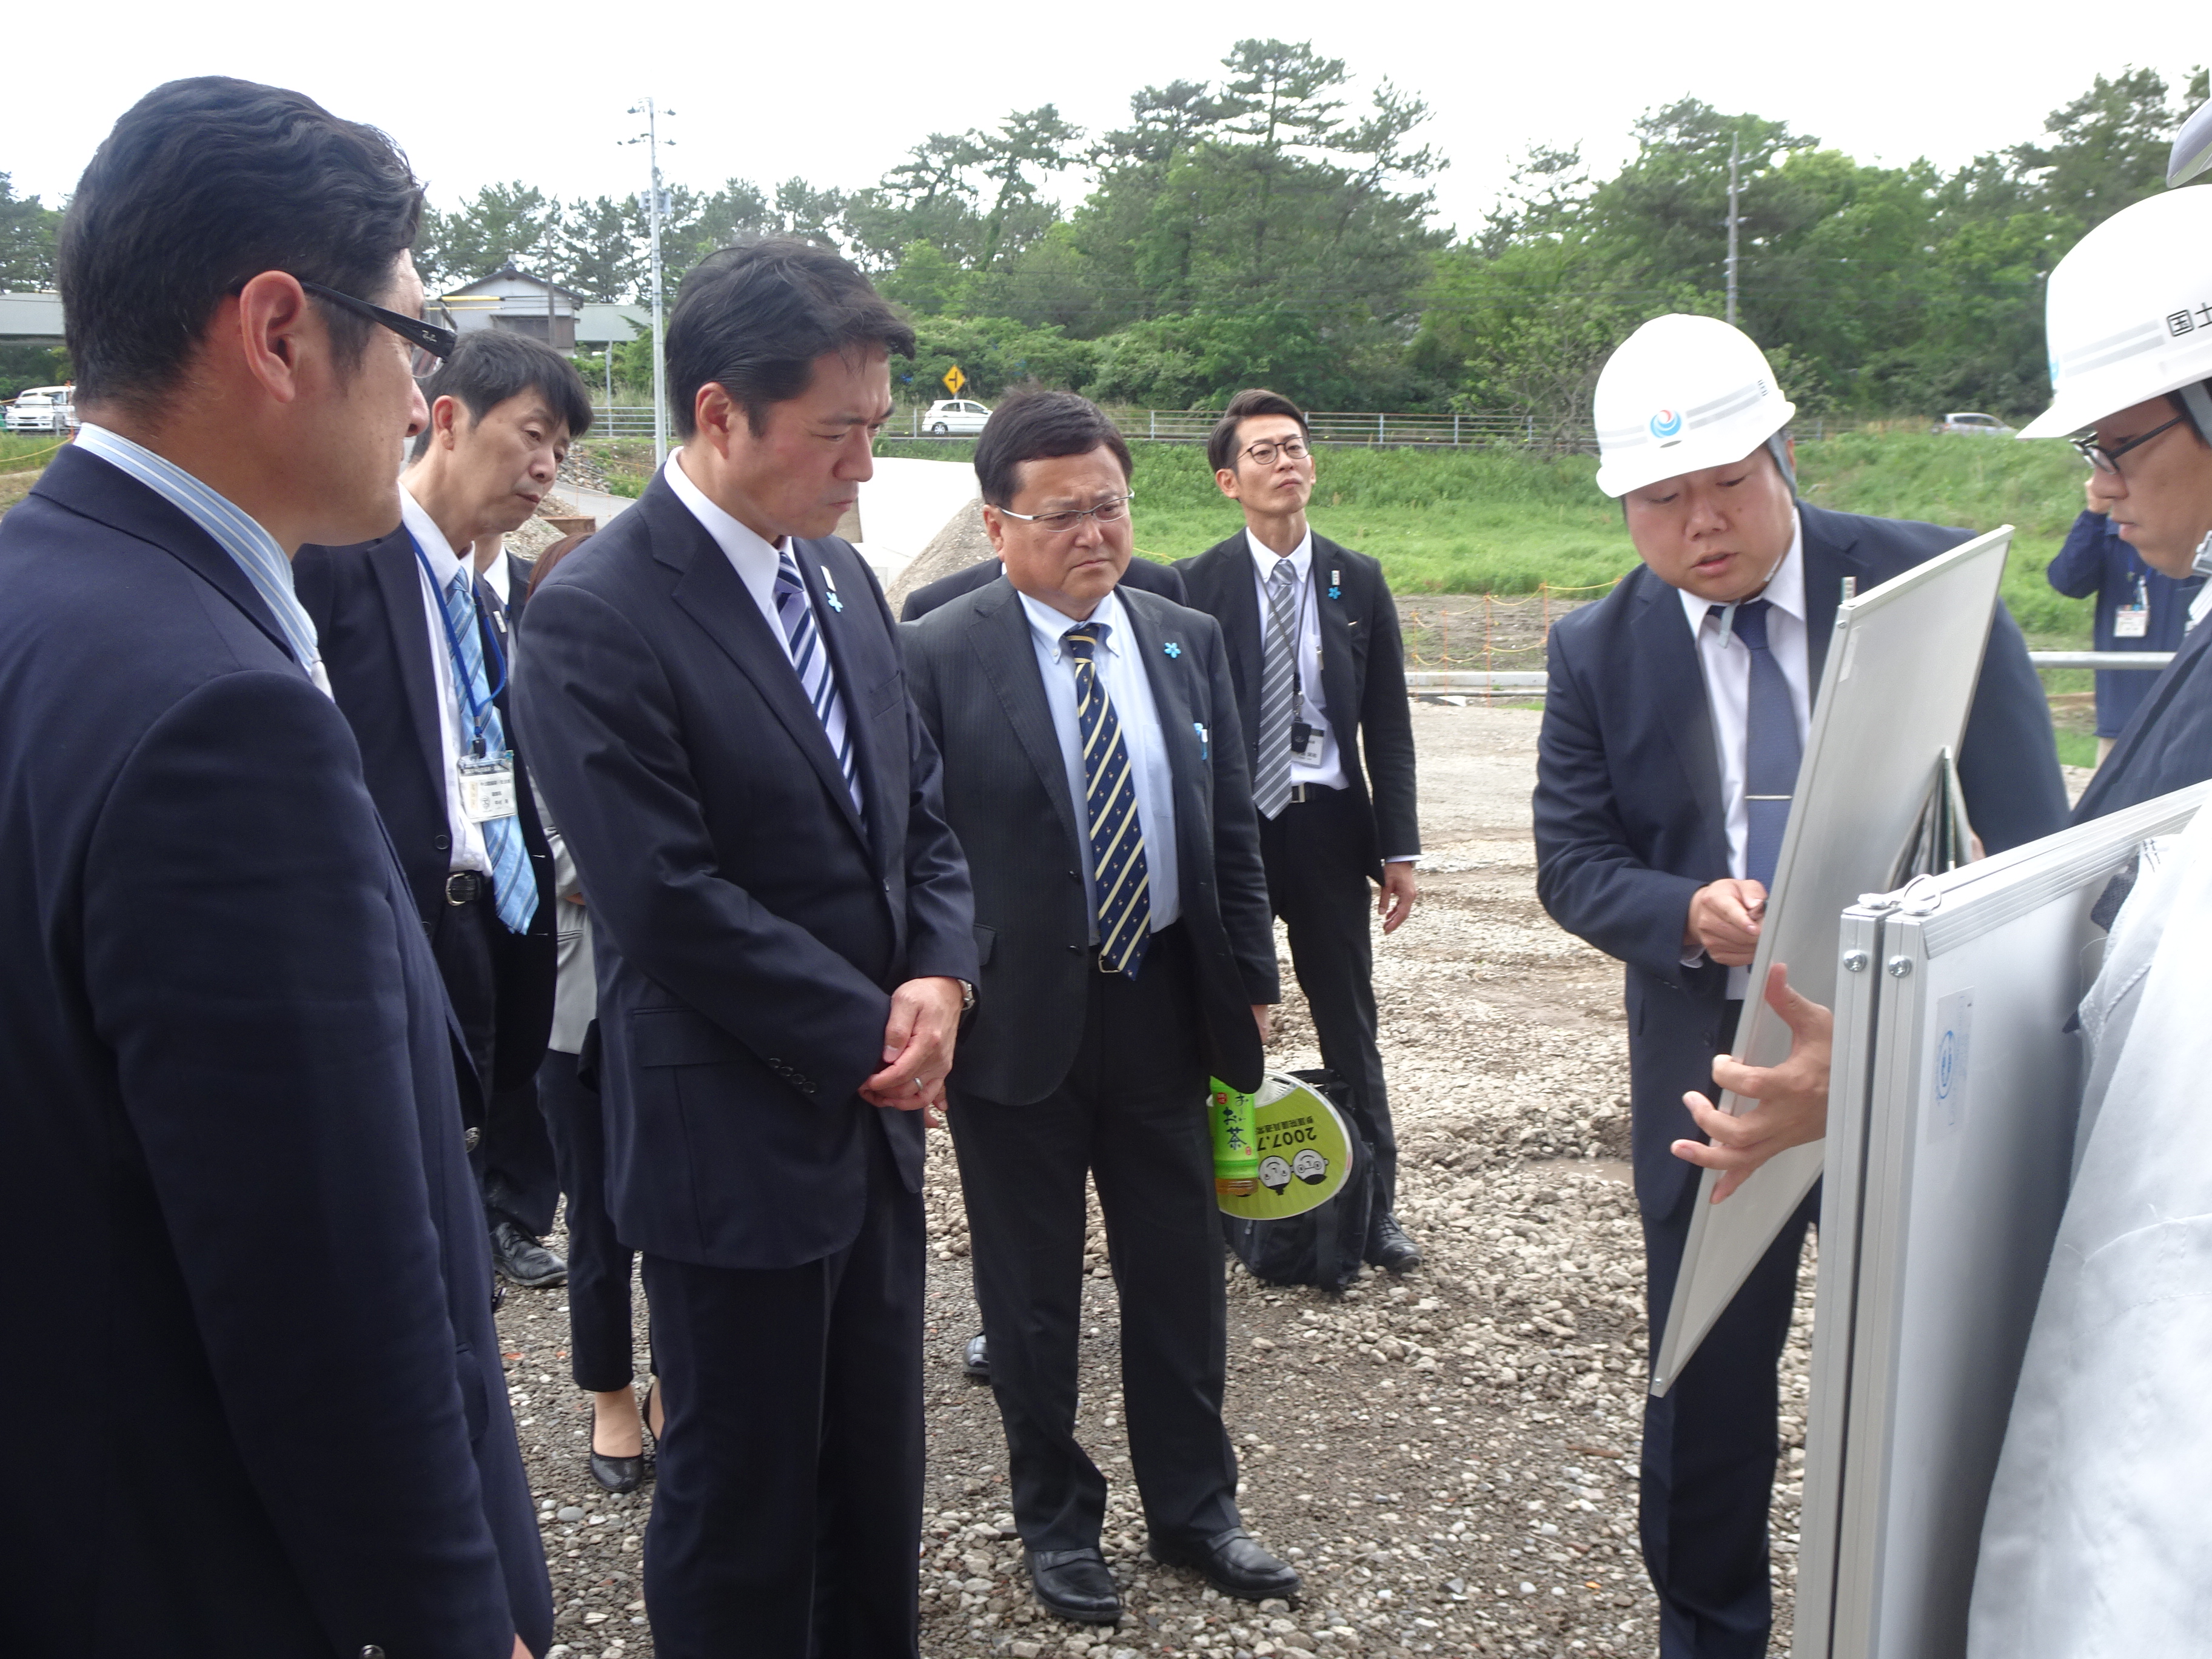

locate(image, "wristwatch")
(957, 979), (976, 1013)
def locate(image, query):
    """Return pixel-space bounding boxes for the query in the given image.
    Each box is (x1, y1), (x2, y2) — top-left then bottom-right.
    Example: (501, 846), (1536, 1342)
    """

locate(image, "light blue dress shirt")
(1019, 588), (1181, 940)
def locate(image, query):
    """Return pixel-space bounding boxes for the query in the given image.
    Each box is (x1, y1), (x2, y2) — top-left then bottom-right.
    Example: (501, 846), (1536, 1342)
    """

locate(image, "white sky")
(10, 1), (2202, 241)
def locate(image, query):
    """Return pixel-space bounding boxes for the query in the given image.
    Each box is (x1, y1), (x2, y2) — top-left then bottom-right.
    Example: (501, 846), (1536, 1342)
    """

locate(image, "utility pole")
(626, 98), (675, 466)
(1725, 133), (1742, 326)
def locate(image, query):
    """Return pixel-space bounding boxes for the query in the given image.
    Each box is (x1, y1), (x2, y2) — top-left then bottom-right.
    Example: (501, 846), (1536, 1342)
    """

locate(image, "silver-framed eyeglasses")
(996, 493), (1134, 535)
(1241, 437), (1310, 466)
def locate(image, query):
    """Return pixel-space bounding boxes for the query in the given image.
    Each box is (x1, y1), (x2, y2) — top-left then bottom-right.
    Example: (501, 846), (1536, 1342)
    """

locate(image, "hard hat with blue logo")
(2017, 185), (2212, 441)
(1592, 313), (1796, 498)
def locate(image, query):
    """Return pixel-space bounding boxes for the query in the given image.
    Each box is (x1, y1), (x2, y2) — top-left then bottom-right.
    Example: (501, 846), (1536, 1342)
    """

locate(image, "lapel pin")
(1328, 568), (1342, 600)
(1194, 720), (1208, 758)
(1163, 641), (1182, 659)
(820, 564), (843, 612)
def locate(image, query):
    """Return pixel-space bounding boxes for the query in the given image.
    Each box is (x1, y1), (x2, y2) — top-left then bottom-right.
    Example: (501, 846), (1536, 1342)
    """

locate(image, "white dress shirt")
(1678, 511), (1812, 997)
(1246, 528), (1348, 791)
(1019, 589), (1181, 940)
(480, 540), (511, 608)
(398, 488), (494, 876)
(665, 451), (795, 644)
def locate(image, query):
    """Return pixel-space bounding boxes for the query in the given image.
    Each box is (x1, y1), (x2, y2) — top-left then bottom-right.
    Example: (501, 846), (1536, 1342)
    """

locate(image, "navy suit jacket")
(1175, 530), (1421, 873)
(0, 447), (551, 1656)
(899, 551), (1185, 621)
(511, 470), (978, 1270)
(1534, 502), (2070, 1215)
(294, 530), (557, 1095)
(2070, 605), (2212, 822)
(903, 580), (1279, 1104)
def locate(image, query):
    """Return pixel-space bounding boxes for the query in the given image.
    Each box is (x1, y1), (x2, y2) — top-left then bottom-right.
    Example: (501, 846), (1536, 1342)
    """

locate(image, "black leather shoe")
(490, 1218), (568, 1289)
(1366, 1213), (1423, 1274)
(589, 1449), (642, 1494)
(1148, 1526), (1301, 1601)
(962, 1333), (990, 1381)
(1027, 1546), (1121, 1623)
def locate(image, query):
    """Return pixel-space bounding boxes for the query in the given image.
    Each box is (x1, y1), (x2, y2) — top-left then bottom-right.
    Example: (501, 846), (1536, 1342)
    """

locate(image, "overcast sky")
(8, 2), (2202, 242)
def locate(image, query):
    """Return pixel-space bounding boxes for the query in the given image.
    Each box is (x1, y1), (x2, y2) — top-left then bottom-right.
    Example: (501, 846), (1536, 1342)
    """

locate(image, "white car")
(4, 386), (73, 435)
(923, 398), (992, 437)
(1931, 411), (2014, 437)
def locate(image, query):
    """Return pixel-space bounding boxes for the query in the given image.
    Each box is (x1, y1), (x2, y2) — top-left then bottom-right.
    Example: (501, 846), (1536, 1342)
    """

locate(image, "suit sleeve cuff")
(1383, 854), (1418, 863)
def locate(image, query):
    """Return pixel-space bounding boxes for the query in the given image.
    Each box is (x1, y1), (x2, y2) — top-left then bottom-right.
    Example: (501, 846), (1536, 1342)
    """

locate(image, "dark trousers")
(429, 891), (558, 1236)
(640, 1122), (923, 1659)
(1257, 782), (1398, 1214)
(1639, 1164), (1819, 1659)
(538, 1054), (638, 1392)
(948, 925), (1240, 1552)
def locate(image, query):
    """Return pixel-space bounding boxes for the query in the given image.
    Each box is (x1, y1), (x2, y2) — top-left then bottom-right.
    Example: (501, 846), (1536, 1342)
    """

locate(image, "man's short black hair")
(58, 76), (423, 413)
(664, 238), (915, 438)
(1207, 387), (1310, 473)
(409, 330), (594, 460)
(973, 389), (1133, 508)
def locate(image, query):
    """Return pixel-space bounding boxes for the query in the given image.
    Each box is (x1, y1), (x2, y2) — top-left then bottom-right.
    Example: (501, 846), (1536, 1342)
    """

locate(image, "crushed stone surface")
(499, 703), (1814, 1658)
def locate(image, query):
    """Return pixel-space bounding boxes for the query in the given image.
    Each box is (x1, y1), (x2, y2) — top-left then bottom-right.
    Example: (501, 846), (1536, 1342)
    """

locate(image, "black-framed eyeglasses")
(1240, 437), (1311, 466)
(298, 280), (457, 377)
(2072, 412), (2188, 475)
(995, 493), (1134, 535)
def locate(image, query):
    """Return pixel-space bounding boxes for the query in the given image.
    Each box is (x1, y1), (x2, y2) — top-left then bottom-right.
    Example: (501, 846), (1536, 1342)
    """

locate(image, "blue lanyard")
(412, 543), (508, 756)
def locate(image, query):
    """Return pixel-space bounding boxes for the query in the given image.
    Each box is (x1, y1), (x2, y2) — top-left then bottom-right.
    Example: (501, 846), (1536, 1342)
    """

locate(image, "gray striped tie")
(1253, 559), (1298, 818)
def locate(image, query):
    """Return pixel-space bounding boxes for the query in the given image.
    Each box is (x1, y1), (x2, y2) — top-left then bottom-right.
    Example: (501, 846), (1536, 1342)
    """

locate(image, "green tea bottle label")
(1210, 1079), (1260, 1196)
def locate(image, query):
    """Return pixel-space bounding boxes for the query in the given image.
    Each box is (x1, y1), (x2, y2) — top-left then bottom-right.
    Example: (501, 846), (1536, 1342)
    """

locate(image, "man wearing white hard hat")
(1532, 313), (2066, 1659)
(2018, 184), (2212, 822)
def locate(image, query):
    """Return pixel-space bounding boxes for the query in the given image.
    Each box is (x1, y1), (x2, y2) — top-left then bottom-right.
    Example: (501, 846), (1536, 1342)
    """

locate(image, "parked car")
(4, 386), (73, 435)
(923, 398), (992, 436)
(1931, 411), (2014, 437)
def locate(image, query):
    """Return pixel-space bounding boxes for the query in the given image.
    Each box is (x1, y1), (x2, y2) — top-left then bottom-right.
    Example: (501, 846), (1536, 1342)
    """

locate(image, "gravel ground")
(497, 703), (1817, 1659)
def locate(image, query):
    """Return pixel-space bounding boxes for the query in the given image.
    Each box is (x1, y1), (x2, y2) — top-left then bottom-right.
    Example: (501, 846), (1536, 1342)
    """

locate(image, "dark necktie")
(1063, 624), (1151, 978)
(1727, 597), (1801, 890)
(774, 548), (862, 816)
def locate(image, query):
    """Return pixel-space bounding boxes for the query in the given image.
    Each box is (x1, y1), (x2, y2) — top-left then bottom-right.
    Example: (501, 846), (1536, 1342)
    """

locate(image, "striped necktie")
(1063, 624), (1151, 978)
(774, 548), (863, 816)
(1253, 558), (1299, 818)
(440, 571), (537, 934)
(1726, 597), (1801, 891)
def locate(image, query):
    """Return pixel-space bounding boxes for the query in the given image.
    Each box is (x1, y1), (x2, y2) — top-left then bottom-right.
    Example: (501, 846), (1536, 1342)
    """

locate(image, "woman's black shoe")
(589, 1449), (642, 1493)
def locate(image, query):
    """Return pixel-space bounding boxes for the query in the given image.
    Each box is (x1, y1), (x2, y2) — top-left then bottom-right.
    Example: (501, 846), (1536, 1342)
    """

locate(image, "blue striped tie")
(441, 572), (537, 934)
(774, 549), (863, 816)
(1728, 598), (1801, 891)
(1063, 624), (1151, 979)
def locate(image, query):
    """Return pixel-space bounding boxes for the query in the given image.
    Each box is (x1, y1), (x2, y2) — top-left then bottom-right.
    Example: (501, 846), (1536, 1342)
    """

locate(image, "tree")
(0, 173), (62, 290)
(420, 182), (561, 291)
(555, 195), (643, 301)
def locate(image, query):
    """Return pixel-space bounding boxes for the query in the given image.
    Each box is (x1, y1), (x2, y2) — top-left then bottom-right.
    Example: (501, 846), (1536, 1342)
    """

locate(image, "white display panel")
(1654, 527), (2014, 1393)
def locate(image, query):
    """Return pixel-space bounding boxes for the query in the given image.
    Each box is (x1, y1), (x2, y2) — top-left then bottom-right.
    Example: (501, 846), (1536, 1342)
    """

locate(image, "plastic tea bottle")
(1210, 1078), (1259, 1196)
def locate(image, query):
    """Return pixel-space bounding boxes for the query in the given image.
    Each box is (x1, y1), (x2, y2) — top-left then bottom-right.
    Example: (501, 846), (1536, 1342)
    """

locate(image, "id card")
(2114, 603), (2149, 638)
(457, 752), (518, 823)
(1290, 719), (1324, 766)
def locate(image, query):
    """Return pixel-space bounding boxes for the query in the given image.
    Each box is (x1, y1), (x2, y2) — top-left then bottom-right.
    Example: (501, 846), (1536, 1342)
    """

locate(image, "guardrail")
(1404, 652), (2173, 698)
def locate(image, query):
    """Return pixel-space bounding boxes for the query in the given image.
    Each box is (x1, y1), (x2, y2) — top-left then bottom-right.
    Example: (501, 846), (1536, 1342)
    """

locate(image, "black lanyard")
(413, 542), (507, 757)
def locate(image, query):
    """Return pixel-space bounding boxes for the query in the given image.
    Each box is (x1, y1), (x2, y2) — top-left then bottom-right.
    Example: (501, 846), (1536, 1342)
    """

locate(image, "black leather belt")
(1285, 782), (1342, 804)
(444, 871), (485, 905)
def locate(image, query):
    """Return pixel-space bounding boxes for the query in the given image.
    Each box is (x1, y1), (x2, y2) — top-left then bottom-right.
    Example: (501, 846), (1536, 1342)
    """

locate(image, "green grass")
(0, 431), (72, 472)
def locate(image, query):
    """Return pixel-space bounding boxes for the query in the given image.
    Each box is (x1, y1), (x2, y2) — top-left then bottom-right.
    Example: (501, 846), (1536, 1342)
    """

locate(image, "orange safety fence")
(1398, 576), (1627, 675)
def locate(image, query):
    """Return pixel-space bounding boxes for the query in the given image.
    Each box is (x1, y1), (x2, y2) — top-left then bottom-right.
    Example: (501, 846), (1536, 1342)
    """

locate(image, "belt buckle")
(444, 871), (478, 906)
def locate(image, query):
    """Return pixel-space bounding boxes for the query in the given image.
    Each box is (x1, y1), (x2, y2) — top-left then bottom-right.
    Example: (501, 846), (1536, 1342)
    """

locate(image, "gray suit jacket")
(903, 579), (1279, 1104)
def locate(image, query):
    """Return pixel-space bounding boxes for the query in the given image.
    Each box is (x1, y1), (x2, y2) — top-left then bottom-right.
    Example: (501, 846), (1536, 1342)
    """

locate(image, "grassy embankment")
(0, 431), (70, 510)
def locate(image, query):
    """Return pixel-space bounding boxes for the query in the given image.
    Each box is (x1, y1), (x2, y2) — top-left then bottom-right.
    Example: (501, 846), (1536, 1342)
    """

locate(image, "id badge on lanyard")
(2114, 573), (2150, 638)
(458, 751), (517, 822)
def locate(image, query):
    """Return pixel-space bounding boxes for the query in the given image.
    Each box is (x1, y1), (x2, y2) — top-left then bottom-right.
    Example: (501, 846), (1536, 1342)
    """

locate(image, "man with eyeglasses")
(903, 389), (1296, 1624)
(0, 78), (549, 1657)
(297, 329), (595, 1297)
(1175, 387), (1424, 1275)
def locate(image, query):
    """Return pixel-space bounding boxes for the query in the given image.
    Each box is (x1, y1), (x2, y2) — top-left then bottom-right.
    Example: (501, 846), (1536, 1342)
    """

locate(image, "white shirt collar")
(480, 543), (511, 605)
(398, 485), (467, 594)
(1022, 587), (1131, 663)
(665, 449), (786, 566)
(1677, 508), (1807, 637)
(1247, 525), (1314, 583)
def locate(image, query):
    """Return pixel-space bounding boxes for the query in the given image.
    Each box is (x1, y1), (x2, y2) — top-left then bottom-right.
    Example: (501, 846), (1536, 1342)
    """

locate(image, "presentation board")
(1792, 782), (2208, 1659)
(1653, 526), (2014, 1393)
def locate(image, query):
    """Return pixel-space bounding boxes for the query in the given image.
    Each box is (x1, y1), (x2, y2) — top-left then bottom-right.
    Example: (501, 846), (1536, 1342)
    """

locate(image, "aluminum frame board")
(1654, 526), (2014, 1393)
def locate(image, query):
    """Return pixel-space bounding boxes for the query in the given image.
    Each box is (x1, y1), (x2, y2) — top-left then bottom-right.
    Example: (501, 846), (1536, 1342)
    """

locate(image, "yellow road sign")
(942, 365), (967, 396)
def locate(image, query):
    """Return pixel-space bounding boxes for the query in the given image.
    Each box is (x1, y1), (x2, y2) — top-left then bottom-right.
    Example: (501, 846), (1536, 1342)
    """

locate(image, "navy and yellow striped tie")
(1064, 625), (1151, 978)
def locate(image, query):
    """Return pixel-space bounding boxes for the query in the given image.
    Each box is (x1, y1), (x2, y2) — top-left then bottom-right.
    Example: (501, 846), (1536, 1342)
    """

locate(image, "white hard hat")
(2019, 187), (2212, 440)
(1592, 314), (1796, 497)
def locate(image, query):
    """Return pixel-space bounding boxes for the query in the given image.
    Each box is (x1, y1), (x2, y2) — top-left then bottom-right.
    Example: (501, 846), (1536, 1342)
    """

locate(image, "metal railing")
(588, 405), (659, 438)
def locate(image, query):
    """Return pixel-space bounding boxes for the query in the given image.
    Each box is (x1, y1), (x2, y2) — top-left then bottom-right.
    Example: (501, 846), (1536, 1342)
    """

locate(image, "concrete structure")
(0, 291), (65, 343)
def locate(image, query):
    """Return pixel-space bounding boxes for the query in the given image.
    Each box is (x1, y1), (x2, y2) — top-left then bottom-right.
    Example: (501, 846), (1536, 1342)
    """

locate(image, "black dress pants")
(1256, 782), (1398, 1213)
(640, 1119), (923, 1659)
(948, 925), (1241, 1552)
(429, 890), (558, 1236)
(537, 1053), (638, 1392)
(1638, 1161), (1819, 1659)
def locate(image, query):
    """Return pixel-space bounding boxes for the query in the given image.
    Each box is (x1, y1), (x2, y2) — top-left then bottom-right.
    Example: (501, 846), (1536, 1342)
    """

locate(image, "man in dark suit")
(901, 541), (1186, 619)
(905, 390), (1297, 1626)
(297, 330), (588, 1289)
(1533, 315), (2068, 1659)
(0, 76), (549, 1657)
(511, 240), (977, 1659)
(1176, 387), (1423, 1273)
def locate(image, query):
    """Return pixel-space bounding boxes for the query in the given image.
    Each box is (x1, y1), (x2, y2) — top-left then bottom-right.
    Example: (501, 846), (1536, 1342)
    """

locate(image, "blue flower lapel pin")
(1162, 640), (1182, 659)
(820, 563), (843, 612)
(1328, 567), (1342, 600)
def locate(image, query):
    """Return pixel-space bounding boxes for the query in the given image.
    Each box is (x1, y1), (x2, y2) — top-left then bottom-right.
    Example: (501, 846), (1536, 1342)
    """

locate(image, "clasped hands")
(860, 977), (965, 1127)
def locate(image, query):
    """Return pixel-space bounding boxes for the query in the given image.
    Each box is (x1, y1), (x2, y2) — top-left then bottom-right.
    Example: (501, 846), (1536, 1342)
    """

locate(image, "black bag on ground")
(1218, 1068), (1376, 1292)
